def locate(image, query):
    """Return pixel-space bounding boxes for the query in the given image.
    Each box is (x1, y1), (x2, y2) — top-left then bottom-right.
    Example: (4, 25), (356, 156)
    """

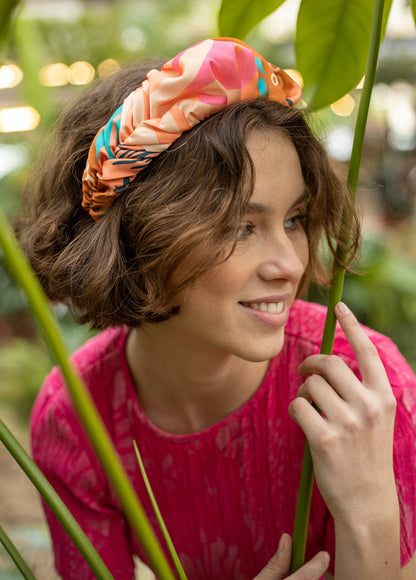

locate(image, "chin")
(235, 338), (285, 363)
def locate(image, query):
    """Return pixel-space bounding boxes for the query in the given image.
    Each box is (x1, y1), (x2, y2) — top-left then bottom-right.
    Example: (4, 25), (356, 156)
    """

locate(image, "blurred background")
(0, 0), (415, 577)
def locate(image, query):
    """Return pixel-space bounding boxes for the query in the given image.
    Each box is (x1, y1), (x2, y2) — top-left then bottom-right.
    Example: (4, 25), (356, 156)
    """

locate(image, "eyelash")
(237, 223), (255, 240)
(237, 214), (307, 240)
(284, 213), (308, 231)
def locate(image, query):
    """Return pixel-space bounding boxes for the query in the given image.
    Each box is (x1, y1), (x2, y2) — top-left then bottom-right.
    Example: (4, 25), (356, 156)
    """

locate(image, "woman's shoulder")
(70, 325), (129, 374)
(31, 326), (130, 426)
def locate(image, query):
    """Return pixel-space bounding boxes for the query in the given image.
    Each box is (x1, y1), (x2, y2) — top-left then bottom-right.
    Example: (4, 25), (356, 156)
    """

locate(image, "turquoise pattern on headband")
(95, 105), (123, 162)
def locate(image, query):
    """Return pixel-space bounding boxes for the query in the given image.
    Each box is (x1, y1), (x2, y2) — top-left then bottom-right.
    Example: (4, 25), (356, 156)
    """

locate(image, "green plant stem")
(0, 523), (37, 580)
(290, 0), (386, 572)
(134, 441), (189, 580)
(0, 420), (114, 580)
(0, 207), (176, 580)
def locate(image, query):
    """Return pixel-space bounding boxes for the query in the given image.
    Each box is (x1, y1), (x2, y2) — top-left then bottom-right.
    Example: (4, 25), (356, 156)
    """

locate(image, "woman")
(21, 38), (416, 579)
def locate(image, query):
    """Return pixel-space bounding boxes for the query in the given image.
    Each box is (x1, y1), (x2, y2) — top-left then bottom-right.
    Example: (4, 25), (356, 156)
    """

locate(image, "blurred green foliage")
(343, 237), (416, 369)
(0, 338), (50, 419)
(310, 236), (416, 370)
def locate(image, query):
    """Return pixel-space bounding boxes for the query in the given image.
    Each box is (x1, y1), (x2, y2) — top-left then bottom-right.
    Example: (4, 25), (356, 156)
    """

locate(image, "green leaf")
(412, 0), (416, 28)
(0, 0), (20, 56)
(218, 0), (286, 39)
(134, 442), (189, 580)
(295, 0), (393, 110)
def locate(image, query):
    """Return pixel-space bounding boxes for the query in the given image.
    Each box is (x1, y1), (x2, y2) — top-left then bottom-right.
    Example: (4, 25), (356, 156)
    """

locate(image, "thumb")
(253, 533), (292, 580)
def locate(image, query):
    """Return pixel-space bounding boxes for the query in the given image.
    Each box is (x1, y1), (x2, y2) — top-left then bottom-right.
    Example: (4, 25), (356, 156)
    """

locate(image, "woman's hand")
(288, 302), (398, 522)
(288, 302), (401, 579)
(254, 534), (330, 579)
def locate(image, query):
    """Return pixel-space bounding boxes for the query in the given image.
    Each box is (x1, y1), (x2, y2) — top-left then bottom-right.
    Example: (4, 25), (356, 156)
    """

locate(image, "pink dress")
(31, 300), (416, 579)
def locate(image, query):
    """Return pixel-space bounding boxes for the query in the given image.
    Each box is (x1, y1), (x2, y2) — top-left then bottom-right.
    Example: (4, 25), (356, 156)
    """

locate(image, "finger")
(288, 396), (329, 448)
(290, 551), (330, 579)
(334, 302), (390, 389)
(253, 533), (330, 580)
(253, 533), (291, 579)
(298, 353), (362, 403)
(296, 373), (349, 421)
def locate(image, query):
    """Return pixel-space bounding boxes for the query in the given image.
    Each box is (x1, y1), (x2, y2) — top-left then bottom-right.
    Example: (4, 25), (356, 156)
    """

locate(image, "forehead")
(245, 130), (305, 210)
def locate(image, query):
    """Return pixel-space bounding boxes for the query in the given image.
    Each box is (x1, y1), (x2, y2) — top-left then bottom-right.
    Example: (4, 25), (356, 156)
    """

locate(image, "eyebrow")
(244, 191), (310, 215)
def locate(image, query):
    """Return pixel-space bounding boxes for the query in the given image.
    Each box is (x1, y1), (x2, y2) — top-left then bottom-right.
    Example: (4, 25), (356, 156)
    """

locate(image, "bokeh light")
(67, 61), (95, 85)
(0, 64), (23, 89)
(0, 106), (40, 132)
(330, 94), (356, 116)
(97, 59), (120, 78)
(284, 69), (304, 88)
(39, 63), (69, 87)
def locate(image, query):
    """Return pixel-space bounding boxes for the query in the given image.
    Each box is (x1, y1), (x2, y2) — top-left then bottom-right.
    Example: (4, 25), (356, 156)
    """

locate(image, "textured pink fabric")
(31, 300), (416, 580)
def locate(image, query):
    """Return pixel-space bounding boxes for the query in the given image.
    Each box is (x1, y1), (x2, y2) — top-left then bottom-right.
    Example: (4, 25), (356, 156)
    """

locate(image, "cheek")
(302, 238), (310, 269)
(180, 260), (241, 310)
(201, 263), (242, 299)
(297, 231), (310, 272)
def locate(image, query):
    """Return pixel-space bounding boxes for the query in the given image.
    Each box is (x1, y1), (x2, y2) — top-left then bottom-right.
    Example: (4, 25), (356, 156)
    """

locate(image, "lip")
(240, 294), (291, 304)
(238, 295), (291, 327)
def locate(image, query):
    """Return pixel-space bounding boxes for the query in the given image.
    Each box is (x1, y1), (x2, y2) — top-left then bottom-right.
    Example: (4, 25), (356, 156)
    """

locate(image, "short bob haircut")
(19, 61), (360, 330)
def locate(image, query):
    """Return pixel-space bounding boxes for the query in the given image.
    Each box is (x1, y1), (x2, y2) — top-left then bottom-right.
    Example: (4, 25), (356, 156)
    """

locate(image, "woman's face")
(168, 130), (309, 362)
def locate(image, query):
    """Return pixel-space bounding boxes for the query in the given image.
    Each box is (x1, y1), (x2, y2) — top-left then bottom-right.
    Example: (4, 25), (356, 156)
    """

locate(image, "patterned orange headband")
(82, 37), (302, 220)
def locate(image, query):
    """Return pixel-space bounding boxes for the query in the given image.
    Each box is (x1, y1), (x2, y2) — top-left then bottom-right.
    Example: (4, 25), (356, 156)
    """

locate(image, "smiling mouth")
(240, 301), (284, 314)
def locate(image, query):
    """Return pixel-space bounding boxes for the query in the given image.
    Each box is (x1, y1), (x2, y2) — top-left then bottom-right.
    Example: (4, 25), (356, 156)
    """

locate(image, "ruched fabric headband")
(82, 37), (302, 220)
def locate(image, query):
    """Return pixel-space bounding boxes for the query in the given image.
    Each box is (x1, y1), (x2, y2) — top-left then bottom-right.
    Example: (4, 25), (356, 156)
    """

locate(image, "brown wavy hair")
(18, 62), (360, 330)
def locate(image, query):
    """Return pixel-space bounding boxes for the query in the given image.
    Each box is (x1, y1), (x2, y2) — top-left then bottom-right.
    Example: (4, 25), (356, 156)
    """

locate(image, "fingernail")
(336, 301), (349, 315)
(278, 535), (285, 553)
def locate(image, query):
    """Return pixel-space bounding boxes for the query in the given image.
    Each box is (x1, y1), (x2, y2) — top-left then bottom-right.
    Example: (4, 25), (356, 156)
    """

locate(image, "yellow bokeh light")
(0, 64), (23, 89)
(39, 63), (69, 87)
(356, 76), (365, 90)
(98, 59), (120, 78)
(284, 69), (304, 88)
(330, 94), (355, 117)
(68, 61), (95, 85)
(0, 106), (40, 132)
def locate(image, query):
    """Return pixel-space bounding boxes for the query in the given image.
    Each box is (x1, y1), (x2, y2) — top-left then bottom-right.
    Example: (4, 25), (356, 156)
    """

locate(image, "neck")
(125, 324), (269, 435)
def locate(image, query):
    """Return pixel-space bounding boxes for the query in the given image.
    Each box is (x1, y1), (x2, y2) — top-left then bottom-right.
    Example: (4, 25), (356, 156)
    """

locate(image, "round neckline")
(118, 327), (282, 441)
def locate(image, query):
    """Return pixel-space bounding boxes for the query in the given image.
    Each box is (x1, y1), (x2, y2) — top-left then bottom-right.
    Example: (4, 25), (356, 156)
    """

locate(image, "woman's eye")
(284, 214), (307, 231)
(237, 223), (255, 240)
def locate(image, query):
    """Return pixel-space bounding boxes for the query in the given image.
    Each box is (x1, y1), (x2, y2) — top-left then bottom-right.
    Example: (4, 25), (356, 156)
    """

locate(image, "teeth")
(244, 301), (284, 314)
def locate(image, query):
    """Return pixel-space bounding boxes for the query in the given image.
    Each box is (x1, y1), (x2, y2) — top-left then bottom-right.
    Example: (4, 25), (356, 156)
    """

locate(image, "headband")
(82, 37), (302, 220)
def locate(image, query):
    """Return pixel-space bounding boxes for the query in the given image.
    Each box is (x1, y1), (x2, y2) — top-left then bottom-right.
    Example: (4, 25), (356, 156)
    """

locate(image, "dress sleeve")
(30, 370), (135, 580)
(390, 353), (416, 566)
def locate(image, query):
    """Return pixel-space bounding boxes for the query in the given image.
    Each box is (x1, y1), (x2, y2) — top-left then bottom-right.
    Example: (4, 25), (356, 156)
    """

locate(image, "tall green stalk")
(0, 206), (177, 580)
(290, 0), (386, 572)
(0, 524), (37, 580)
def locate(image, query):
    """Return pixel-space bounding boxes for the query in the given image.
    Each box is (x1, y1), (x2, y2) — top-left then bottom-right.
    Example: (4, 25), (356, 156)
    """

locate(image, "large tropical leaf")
(296, 0), (393, 110)
(218, 0), (286, 40)
(0, 0), (20, 54)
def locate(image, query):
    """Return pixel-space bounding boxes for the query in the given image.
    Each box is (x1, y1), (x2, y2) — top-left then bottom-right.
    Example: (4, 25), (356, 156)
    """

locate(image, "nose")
(257, 231), (308, 283)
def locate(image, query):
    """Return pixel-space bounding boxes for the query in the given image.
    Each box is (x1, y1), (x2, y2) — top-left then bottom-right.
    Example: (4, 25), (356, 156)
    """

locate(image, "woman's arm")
(325, 552), (416, 580)
(289, 302), (401, 579)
